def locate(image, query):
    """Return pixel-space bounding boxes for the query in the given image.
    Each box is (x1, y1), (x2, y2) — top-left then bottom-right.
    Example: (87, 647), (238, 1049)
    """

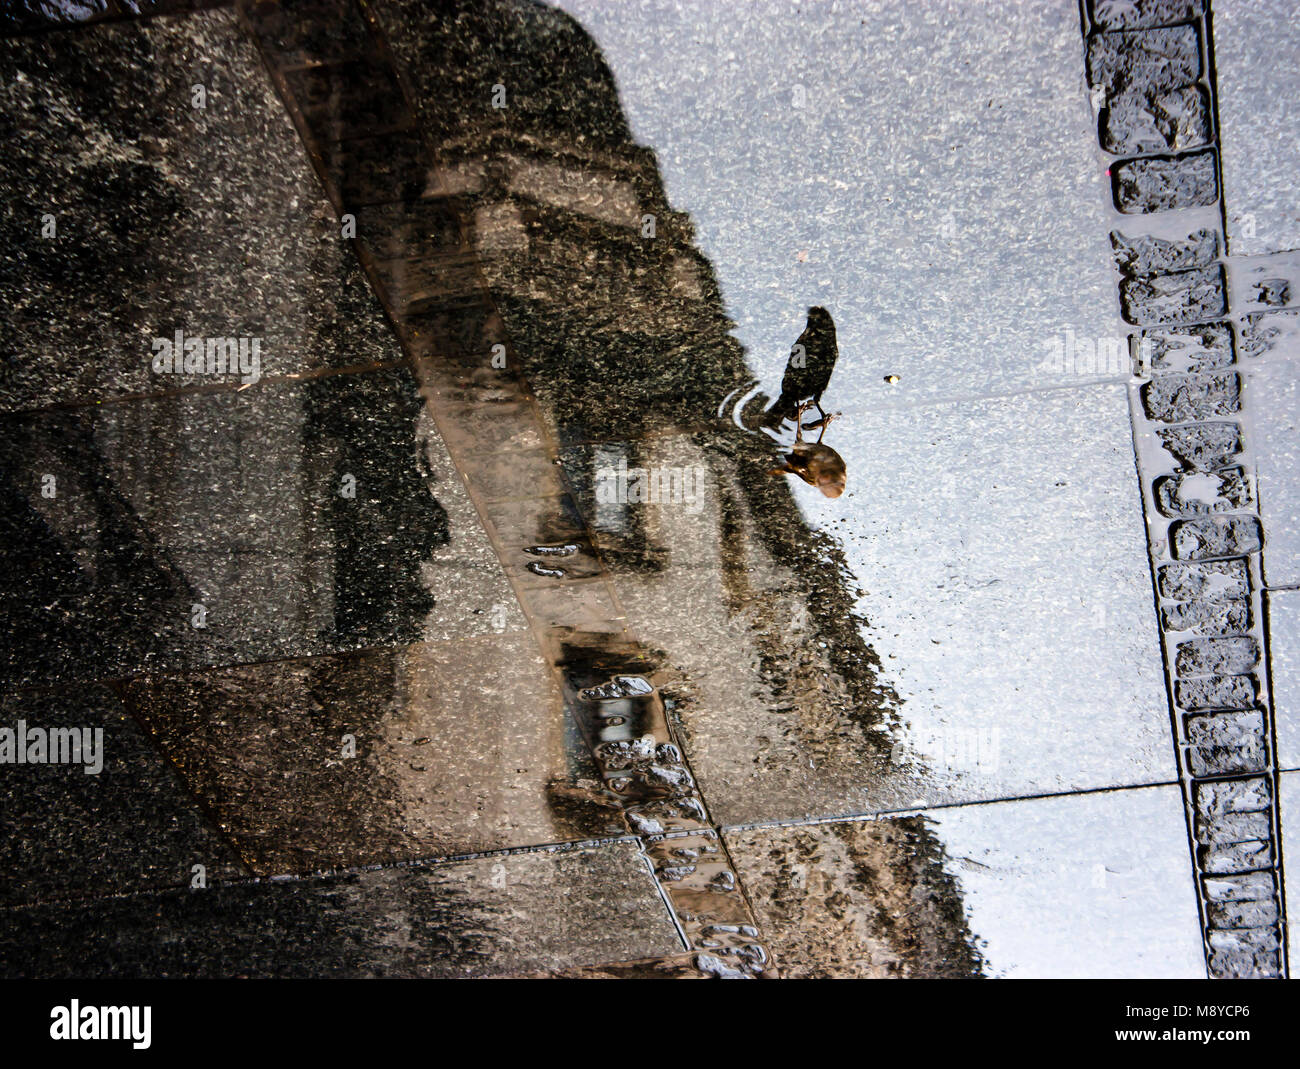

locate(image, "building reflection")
(0, 0), (988, 975)
(389, 0), (985, 974)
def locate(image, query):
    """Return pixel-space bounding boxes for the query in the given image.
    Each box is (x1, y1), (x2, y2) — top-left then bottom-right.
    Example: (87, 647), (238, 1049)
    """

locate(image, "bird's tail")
(759, 391), (799, 428)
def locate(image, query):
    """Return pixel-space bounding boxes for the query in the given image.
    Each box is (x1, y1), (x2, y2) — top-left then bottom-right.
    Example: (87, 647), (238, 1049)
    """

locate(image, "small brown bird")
(768, 401), (846, 498)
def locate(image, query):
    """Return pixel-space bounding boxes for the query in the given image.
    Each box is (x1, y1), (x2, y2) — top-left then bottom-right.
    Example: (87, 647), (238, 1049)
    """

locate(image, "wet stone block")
(1194, 777), (1270, 820)
(724, 817), (985, 978)
(1183, 710), (1267, 776)
(1087, 26), (1200, 98)
(1175, 637), (1258, 677)
(354, 200), (466, 261)
(539, 955), (706, 979)
(318, 133), (433, 207)
(1175, 674), (1256, 711)
(242, 0), (367, 66)
(1152, 467), (1251, 517)
(1089, 0), (1204, 31)
(512, 538), (604, 587)
(644, 831), (769, 975)
(1202, 870), (1275, 902)
(1113, 151), (1218, 214)
(1156, 422), (1241, 468)
(1238, 309), (1300, 359)
(1120, 265), (1224, 324)
(1158, 558), (1248, 601)
(0, 686), (245, 907)
(1113, 229), (1219, 280)
(1198, 838), (1272, 875)
(1102, 85), (1210, 156)
(1141, 372), (1239, 423)
(1207, 927), (1281, 979)
(283, 59), (412, 143)
(1206, 897), (1278, 929)
(118, 633), (614, 872)
(434, 401), (545, 456)
(370, 252), (483, 316)
(462, 449), (566, 502)
(402, 304), (506, 366)
(0, 843), (682, 978)
(1170, 515), (1261, 560)
(1160, 598), (1250, 636)
(0, 9), (405, 411)
(483, 493), (589, 550)
(1192, 809), (1271, 845)
(1251, 279), (1291, 307)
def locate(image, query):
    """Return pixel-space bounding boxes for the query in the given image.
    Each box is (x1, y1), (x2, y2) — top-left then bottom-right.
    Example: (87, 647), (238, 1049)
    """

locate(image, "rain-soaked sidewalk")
(0, 0), (1293, 979)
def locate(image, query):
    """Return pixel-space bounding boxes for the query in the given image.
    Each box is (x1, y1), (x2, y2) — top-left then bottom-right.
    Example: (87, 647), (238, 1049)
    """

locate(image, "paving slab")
(1214, 0), (1300, 256)
(545, 0), (1127, 412)
(727, 784), (1204, 978)
(579, 386), (1170, 825)
(1268, 590), (1300, 770)
(0, 8), (394, 413)
(1244, 353), (1300, 588)
(1281, 771), (1299, 968)
(0, 366), (526, 687)
(118, 631), (619, 873)
(0, 841), (681, 978)
(0, 685), (244, 908)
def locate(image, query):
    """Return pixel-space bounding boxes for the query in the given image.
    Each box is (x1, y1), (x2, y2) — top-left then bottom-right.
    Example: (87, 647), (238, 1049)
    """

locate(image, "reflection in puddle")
(1, 0), (993, 977)
(326, 0), (977, 974)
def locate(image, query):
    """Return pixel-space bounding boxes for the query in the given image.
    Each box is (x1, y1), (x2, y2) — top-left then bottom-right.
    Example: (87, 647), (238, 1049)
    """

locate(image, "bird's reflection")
(761, 306), (846, 498)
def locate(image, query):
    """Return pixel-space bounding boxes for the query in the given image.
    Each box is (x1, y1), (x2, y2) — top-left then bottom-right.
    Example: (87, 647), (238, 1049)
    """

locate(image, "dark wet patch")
(0, 842), (680, 978)
(0, 9), (394, 411)
(117, 631), (617, 872)
(0, 366), (457, 686)
(726, 816), (986, 979)
(0, 685), (245, 907)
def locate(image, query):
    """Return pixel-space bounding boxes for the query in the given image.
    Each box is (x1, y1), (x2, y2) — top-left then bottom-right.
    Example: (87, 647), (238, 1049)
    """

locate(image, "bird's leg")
(816, 412), (838, 443)
(794, 401), (811, 442)
(799, 401), (831, 432)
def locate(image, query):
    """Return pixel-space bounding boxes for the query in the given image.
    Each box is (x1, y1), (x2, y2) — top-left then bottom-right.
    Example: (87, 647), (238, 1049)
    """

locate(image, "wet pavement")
(0, 0), (1293, 979)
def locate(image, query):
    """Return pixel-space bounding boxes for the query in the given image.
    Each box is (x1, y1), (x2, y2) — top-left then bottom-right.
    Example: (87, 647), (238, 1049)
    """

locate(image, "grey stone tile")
(0, 842), (681, 978)
(0, 9), (396, 413)
(1269, 590), (1300, 770)
(0, 685), (243, 908)
(0, 1), (226, 35)
(118, 632), (621, 873)
(1280, 772), (1299, 968)
(530, 0), (1127, 412)
(1087, 0), (1204, 32)
(1215, 0), (1300, 256)
(727, 784), (1204, 978)
(1245, 353), (1300, 587)
(596, 386), (1169, 825)
(0, 366), (527, 686)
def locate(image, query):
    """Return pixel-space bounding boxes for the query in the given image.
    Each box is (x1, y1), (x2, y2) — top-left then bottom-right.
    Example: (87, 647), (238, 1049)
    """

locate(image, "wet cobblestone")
(1102, 84), (1211, 155)
(1113, 151), (1219, 213)
(1120, 264), (1225, 324)
(1089, 0), (1205, 32)
(1113, 228), (1219, 278)
(1141, 372), (1240, 422)
(1082, 0), (1287, 977)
